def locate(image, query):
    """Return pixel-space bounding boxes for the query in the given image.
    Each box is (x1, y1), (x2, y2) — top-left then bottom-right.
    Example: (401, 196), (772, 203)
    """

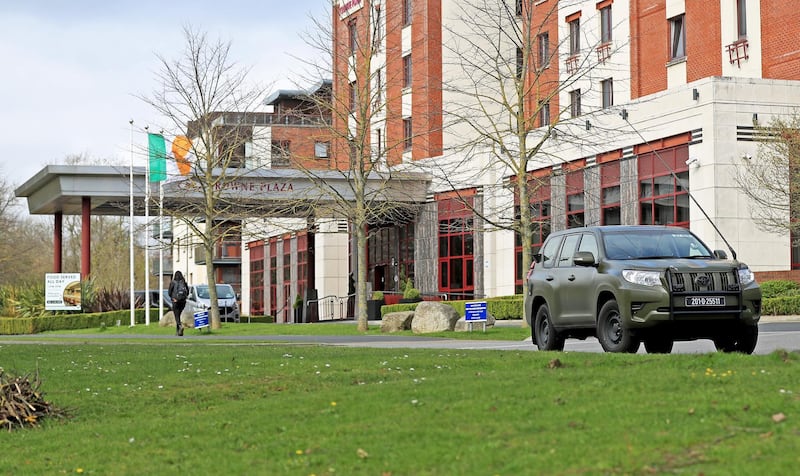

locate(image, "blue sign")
(193, 310), (209, 329)
(465, 301), (487, 321)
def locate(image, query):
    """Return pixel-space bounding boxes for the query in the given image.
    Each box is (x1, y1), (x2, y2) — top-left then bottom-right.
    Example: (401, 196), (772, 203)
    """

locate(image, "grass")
(0, 337), (798, 475)
(43, 320), (534, 341)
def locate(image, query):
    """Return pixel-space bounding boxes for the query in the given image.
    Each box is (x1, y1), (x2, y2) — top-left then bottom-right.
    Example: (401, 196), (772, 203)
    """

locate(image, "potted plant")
(400, 286), (422, 303)
(367, 290), (385, 321)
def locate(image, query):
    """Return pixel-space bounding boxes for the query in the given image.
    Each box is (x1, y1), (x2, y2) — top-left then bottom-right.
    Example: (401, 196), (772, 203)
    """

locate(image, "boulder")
(159, 309), (195, 328)
(411, 301), (460, 334)
(381, 311), (415, 333)
(454, 313), (496, 332)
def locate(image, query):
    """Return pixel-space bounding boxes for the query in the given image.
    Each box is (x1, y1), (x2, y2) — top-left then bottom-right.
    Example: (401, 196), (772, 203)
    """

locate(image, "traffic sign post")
(465, 301), (488, 332)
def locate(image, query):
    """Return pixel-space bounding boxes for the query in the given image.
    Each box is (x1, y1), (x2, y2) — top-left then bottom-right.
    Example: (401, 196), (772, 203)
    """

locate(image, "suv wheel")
(534, 304), (565, 351)
(714, 325), (758, 354)
(597, 300), (640, 353)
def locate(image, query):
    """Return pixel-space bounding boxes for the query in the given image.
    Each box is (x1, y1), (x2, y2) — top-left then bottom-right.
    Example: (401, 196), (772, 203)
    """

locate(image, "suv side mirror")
(573, 251), (596, 267)
(713, 249), (728, 259)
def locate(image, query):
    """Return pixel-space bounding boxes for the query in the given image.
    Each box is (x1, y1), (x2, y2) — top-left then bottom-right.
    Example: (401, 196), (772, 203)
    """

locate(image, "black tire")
(597, 300), (640, 353)
(644, 337), (674, 354)
(534, 304), (565, 351)
(714, 325), (758, 354)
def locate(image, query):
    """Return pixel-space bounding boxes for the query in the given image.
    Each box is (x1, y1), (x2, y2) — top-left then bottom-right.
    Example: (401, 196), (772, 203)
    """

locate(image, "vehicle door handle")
(568, 274), (576, 281)
(545, 275), (554, 281)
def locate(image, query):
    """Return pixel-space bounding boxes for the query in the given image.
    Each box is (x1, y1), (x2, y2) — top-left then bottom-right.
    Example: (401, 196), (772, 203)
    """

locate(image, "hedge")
(380, 295), (524, 319)
(0, 309), (155, 335)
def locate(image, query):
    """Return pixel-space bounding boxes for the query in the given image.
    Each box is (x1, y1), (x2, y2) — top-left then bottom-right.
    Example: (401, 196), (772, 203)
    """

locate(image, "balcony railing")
(726, 39), (749, 67)
(213, 112), (331, 127)
(194, 240), (242, 265)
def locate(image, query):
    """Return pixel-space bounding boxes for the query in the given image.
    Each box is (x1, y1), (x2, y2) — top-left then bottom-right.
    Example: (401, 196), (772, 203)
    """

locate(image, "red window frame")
(566, 169), (585, 228)
(438, 193), (475, 300)
(601, 161), (621, 225)
(637, 146), (690, 227)
(515, 180), (551, 292)
(249, 241), (265, 316)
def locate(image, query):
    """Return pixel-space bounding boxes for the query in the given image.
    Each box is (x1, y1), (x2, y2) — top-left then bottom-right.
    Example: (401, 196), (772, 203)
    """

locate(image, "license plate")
(685, 296), (725, 307)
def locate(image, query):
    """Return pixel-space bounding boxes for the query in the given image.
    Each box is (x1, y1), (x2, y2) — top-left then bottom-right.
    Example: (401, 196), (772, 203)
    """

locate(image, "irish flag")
(148, 133), (167, 182)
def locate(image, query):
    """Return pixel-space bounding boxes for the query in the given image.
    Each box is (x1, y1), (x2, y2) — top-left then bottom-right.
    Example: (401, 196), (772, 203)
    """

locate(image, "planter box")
(367, 299), (385, 320)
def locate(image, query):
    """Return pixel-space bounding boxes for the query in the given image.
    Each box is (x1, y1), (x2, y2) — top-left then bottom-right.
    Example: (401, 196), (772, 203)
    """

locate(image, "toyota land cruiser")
(523, 226), (762, 353)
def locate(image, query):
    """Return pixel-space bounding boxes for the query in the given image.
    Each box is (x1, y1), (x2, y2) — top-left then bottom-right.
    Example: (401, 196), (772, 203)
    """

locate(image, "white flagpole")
(144, 126), (151, 326)
(159, 176), (164, 322)
(129, 119), (135, 327)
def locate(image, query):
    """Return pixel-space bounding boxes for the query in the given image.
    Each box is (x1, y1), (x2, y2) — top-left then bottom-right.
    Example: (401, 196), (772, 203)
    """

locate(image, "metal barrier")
(305, 294), (355, 321)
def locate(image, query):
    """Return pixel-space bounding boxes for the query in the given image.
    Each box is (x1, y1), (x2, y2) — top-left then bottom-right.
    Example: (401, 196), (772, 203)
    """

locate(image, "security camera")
(685, 157), (698, 165)
(742, 153), (753, 160)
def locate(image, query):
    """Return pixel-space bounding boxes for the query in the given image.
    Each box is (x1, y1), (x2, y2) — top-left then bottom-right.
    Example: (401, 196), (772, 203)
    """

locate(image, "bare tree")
(734, 114), (800, 237)
(142, 27), (271, 329)
(437, 0), (628, 299)
(293, 3), (429, 331)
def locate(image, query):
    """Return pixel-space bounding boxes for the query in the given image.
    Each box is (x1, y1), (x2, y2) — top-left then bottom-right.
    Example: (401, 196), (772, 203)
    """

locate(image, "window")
(566, 169), (584, 228)
(600, 5), (612, 43)
(557, 234), (582, 267)
(516, 0), (523, 16)
(537, 33), (549, 69)
(371, 4), (383, 51)
(515, 180), (551, 291)
(601, 78), (613, 109)
(403, 118), (412, 150)
(737, 0), (747, 38)
(314, 142), (329, 158)
(538, 100), (550, 127)
(569, 17), (581, 55)
(348, 19), (357, 55)
(402, 0), (412, 26)
(570, 89), (581, 117)
(349, 80), (357, 112)
(600, 161), (621, 225)
(438, 195), (475, 300)
(515, 47), (524, 79)
(271, 140), (290, 167)
(403, 54), (412, 88)
(638, 147), (690, 227)
(373, 68), (383, 108)
(669, 14), (686, 60)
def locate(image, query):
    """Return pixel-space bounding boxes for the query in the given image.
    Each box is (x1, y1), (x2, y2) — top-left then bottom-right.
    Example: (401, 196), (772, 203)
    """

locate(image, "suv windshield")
(603, 229), (713, 260)
(196, 285), (236, 299)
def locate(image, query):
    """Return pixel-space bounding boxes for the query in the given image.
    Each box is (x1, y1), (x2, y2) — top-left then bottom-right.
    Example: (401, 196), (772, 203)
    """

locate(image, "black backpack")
(174, 281), (188, 301)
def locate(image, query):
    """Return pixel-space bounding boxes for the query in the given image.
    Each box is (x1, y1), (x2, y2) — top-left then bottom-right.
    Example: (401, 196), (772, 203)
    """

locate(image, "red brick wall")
(411, 0), (443, 161)
(270, 125), (332, 170)
(630, 0), (668, 99)
(755, 270), (800, 284)
(686, 0), (722, 81)
(761, 0), (800, 79)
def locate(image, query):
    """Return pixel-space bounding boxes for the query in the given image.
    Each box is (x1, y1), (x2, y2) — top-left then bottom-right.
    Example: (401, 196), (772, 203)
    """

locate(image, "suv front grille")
(669, 270), (739, 293)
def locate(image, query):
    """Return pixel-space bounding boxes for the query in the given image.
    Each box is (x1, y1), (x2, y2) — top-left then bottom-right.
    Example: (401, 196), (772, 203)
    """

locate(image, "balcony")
(596, 43), (611, 64)
(194, 240), (242, 265)
(565, 55), (579, 74)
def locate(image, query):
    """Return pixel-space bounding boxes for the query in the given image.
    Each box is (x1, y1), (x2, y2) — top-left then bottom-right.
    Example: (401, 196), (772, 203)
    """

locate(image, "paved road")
(1, 321), (798, 355)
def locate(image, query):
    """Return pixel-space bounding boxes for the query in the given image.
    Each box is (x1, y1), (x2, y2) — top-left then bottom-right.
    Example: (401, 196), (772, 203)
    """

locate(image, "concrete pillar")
(81, 197), (91, 279)
(54, 211), (63, 273)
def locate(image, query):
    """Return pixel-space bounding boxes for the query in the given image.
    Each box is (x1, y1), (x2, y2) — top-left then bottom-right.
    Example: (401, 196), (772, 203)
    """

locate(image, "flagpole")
(144, 126), (151, 326)
(159, 173), (164, 322)
(129, 119), (135, 327)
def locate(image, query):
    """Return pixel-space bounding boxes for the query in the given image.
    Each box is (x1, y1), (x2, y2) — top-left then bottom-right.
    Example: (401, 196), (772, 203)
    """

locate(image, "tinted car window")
(577, 233), (598, 257)
(540, 235), (562, 268)
(557, 234), (581, 267)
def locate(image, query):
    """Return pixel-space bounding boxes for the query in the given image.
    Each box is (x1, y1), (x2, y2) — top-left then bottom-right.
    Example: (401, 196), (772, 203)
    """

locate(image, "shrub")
(403, 287), (421, 301)
(371, 291), (384, 301)
(759, 280), (800, 299)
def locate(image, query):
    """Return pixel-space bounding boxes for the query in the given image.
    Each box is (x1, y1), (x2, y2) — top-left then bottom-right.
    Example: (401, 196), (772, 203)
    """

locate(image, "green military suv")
(523, 226), (762, 354)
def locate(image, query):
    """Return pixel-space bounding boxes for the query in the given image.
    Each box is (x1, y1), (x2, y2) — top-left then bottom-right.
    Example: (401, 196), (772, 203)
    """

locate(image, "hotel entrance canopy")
(15, 164), (430, 276)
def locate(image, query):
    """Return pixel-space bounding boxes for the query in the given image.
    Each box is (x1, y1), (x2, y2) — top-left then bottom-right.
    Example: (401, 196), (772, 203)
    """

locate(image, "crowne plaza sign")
(338, 0), (363, 19)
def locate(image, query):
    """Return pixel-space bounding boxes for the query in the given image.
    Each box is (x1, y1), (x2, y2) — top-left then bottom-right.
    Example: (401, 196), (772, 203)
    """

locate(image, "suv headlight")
(738, 266), (755, 285)
(622, 269), (662, 287)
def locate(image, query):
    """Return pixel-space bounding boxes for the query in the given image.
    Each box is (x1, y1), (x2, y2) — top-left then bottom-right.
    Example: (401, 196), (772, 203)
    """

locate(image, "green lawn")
(0, 337), (797, 475)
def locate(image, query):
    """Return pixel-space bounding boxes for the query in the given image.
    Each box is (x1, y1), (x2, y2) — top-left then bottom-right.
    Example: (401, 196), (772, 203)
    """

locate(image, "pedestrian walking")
(168, 270), (189, 336)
